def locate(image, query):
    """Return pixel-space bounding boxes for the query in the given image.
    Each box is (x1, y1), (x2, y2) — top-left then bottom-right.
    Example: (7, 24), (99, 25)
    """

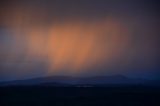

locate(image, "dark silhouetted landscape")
(0, 76), (160, 106)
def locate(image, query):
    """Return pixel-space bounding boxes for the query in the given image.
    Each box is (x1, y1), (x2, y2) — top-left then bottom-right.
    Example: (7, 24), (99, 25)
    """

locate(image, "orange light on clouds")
(5, 18), (130, 75)
(1, 5), (130, 75)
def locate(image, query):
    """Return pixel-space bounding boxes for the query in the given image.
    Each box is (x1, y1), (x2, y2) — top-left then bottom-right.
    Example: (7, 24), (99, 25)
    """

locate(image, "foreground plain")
(0, 86), (160, 106)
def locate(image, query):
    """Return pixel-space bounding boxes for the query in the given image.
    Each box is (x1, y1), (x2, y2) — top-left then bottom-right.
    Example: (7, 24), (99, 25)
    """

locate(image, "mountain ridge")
(0, 75), (159, 86)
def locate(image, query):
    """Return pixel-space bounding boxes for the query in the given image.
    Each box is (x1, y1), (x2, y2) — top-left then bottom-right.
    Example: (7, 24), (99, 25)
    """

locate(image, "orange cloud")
(2, 9), (130, 75)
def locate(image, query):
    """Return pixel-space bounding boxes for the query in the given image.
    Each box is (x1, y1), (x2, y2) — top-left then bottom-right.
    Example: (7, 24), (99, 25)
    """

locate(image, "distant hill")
(0, 75), (159, 87)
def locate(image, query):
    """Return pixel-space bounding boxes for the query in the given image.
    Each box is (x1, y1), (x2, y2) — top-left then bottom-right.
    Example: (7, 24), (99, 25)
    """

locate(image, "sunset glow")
(3, 18), (130, 75)
(0, 0), (158, 80)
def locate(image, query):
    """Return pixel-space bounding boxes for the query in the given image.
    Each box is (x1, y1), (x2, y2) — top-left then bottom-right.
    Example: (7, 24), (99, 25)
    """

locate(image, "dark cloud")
(0, 0), (159, 81)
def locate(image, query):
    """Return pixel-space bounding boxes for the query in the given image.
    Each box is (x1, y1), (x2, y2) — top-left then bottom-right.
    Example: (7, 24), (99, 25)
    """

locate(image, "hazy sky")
(0, 0), (159, 81)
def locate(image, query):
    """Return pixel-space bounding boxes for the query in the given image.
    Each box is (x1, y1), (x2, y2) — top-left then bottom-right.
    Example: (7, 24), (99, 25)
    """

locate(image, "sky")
(0, 0), (159, 81)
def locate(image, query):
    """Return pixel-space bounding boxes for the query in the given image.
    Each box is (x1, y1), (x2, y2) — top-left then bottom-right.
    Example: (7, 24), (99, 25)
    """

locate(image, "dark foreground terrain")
(0, 86), (160, 106)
